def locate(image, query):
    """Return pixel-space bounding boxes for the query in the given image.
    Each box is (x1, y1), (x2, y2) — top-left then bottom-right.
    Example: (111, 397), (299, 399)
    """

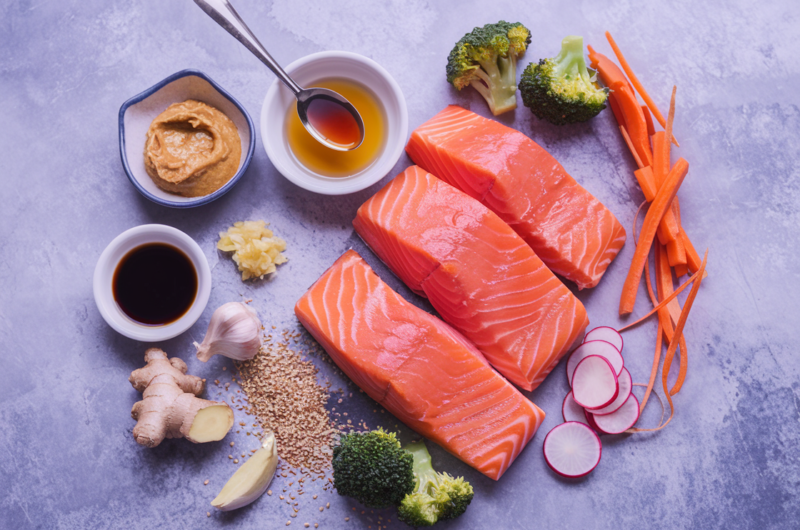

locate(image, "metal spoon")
(193, 0), (365, 151)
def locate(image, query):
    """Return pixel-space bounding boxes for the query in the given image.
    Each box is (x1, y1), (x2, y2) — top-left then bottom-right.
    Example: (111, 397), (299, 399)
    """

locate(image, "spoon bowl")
(194, 0), (365, 151)
(297, 88), (365, 151)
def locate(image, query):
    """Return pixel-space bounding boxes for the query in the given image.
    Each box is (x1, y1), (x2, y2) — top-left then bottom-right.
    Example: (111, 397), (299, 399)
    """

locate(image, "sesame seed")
(235, 331), (336, 475)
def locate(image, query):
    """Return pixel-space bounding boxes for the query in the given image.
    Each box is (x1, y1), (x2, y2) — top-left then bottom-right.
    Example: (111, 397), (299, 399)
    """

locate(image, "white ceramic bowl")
(93, 225), (211, 341)
(261, 51), (408, 195)
(119, 70), (255, 208)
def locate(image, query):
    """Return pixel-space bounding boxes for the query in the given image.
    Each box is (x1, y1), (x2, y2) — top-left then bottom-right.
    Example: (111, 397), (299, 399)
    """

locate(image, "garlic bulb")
(195, 302), (262, 362)
(211, 431), (278, 511)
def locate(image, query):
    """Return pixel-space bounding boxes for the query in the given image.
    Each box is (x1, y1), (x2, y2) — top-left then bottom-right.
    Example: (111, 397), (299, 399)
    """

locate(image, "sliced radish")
(591, 393), (640, 434)
(571, 355), (618, 409)
(586, 367), (632, 416)
(567, 340), (624, 384)
(562, 391), (589, 424)
(543, 422), (602, 477)
(584, 326), (623, 352)
(584, 408), (605, 434)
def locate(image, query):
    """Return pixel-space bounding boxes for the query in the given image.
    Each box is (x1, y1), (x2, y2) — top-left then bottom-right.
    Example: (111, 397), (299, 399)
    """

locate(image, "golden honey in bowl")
(285, 78), (385, 178)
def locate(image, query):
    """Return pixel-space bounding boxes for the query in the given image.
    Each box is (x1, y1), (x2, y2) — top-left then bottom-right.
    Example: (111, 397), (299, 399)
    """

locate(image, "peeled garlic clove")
(211, 431), (278, 511)
(195, 302), (262, 362)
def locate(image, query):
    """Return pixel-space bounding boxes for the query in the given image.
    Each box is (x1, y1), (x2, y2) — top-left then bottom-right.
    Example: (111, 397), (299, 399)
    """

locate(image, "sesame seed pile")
(236, 329), (336, 476)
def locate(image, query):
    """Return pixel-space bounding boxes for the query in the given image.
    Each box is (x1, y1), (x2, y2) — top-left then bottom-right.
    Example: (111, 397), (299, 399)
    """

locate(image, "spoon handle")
(193, 0), (302, 95)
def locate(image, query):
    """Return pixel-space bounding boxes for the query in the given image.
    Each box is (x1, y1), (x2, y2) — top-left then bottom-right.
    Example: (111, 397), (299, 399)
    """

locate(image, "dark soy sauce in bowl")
(112, 243), (197, 325)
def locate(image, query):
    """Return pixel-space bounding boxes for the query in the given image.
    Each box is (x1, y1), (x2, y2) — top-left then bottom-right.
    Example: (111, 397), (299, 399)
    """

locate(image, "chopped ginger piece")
(217, 221), (288, 280)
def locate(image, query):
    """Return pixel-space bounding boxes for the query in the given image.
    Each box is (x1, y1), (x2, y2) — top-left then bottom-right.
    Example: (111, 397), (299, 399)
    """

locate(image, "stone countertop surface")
(1, 1), (798, 528)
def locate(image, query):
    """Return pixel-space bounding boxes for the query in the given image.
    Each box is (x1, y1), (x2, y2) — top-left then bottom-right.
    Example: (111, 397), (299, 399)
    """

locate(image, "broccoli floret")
(519, 35), (608, 125)
(446, 21), (531, 116)
(397, 441), (474, 527)
(332, 429), (415, 508)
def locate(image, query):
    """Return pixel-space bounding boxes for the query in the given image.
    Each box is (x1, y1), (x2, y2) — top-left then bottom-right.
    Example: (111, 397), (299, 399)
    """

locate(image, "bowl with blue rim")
(119, 69), (255, 208)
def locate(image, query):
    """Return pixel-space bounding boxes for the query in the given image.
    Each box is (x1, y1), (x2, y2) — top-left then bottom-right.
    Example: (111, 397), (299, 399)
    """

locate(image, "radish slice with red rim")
(562, 391), (589, 424)
(591, 393), (640, 434)
(586, 367), (632, 416)
(543, 422), (602, 477)
(572, 355), (619, 409)
(567, 341), (624, 385)
(584, 326), (623, 352)
(584, 408), (606, 434)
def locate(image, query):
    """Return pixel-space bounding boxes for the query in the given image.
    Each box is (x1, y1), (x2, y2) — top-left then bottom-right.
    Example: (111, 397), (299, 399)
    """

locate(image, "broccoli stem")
(470, 54), (518, 115)
(553, 35), (593, 87)
(405, 441), (438, 494)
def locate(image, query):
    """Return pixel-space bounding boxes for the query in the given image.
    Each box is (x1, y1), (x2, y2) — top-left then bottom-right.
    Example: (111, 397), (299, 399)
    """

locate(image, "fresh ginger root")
(129, 348), (234, 448)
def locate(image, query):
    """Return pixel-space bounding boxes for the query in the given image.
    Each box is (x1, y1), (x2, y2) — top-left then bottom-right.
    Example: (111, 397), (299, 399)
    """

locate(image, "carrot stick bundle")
(619, 157), (690, 315)
(605, 31), (679, 147)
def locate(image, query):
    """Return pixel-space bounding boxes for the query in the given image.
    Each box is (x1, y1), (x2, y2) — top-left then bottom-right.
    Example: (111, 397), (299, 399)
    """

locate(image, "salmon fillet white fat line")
(354, 166), (589, 391)
(295, 250), (545, 480)
(406, 105), (627, 289)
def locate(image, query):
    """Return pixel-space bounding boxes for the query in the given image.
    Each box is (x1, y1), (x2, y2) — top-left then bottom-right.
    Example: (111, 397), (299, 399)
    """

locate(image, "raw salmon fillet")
(353, 166), (588, 391)
(295, 250), (544, 480)
(406, 105), (626, 289)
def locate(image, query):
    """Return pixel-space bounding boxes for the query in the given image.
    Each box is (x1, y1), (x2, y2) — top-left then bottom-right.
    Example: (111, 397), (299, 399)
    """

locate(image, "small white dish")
(93, 225), (211, 342)
(119, 70), (255, 208)
(261, 51), (408, 195)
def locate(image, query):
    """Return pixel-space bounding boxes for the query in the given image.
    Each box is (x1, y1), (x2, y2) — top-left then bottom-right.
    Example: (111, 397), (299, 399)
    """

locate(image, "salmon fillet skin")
(353, 166), (589, 391)
(295, 250), (545, 480)
(406, 105), (627, 289)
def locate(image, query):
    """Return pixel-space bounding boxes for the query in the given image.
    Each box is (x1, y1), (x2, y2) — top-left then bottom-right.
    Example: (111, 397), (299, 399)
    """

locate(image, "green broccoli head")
(332, 429), (415, 509)
(519, 35), (608, 125)
(397, 441), (474, 527)
(434, 474), (473, 521)
(446, 21), (531, 116)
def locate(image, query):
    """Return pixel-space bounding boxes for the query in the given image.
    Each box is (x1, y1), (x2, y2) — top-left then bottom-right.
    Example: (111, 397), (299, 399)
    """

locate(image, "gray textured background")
(1, 0), (799, 528)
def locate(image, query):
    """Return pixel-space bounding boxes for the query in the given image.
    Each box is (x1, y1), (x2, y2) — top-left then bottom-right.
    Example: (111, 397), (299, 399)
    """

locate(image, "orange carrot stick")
(657, 243), (687, 395)
(619, 260), (702, 332)
(639, 319), (663, 413)
(619, 157), (690, 315)
(651, 132), (668, 187)
(662, 86), (677, 178)
(672, 197), (684, 240)
(656, 243), (682, 326)
(662, 250), (708, 396)
(666, 235), (688, 266)
(636, 207), (673, 344)
(681, 228), (704, 275)
(587, 46), (632, 91)
(619, 126), (644, 169)
(608, 95), (626, 128)
(605, 31), (679, 147)
(634, 167), (657, 201)
(642, 105), (656, 136)
(674, 263), (689, 277)
(612, 83), (653, 167)
(652, 102), (680, 244)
